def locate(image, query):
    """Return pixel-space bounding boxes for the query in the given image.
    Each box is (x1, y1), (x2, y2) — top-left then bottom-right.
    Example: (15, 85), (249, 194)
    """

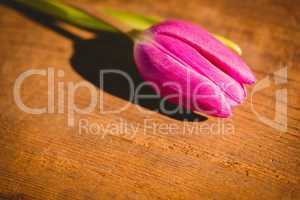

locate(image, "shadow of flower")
(1, 0), (207, 122)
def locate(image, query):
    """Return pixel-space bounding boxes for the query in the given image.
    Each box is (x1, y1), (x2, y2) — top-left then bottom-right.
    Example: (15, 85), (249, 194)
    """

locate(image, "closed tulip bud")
(133, 20), (255, 117)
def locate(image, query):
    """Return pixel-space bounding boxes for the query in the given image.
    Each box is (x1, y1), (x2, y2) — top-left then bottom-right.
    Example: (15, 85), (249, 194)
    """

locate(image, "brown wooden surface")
(0, 0), (299, 199)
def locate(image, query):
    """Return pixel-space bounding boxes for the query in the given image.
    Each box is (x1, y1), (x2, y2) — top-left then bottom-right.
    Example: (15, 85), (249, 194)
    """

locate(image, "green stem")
(63, 0), (135, 35)
(15, 0), (117, 31)
(15, 0), (243, 55)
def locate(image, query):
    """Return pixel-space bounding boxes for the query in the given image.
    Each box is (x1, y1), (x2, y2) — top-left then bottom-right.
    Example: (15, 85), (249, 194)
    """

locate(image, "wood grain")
(0, 0), (299, 199)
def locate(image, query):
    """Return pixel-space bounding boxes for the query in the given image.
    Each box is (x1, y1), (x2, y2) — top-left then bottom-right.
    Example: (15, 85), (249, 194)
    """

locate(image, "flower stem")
(63, 0), (138, 39)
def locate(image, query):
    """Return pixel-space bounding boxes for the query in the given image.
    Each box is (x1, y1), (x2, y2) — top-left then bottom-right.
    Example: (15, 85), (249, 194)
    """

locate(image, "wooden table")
(0, 0), (299, 199)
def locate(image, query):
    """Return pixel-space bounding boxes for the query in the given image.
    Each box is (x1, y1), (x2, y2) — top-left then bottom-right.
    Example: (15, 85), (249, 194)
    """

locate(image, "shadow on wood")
(1, 0), (207, 122)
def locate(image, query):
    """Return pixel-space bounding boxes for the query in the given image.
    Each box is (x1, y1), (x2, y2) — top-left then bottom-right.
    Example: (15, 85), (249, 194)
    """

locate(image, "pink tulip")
(133, 20), (255, 117)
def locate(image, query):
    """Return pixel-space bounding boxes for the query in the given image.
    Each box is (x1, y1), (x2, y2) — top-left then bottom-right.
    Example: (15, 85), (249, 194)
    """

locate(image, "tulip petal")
(150, 20), (256, 84)
(153, 34), (246, 105)
(134, 40), (232, 117)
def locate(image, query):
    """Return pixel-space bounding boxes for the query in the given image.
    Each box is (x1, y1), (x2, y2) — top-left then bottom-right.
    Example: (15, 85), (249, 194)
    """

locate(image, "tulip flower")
(134, 20), (255, 117)
(17, 0), (255, 117)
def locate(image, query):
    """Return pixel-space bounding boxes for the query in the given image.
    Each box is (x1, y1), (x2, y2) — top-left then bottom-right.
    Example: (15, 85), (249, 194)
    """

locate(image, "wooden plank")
(0, 0), (299, 199)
